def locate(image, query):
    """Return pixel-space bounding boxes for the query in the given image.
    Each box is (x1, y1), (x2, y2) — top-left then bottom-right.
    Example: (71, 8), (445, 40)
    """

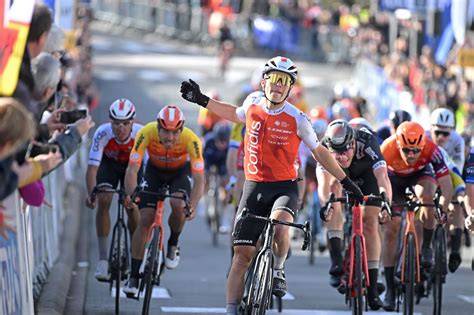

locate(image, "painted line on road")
(458, 295), (474, 304)
(111, 286), (170, 299)
(160, 307), (422, 314)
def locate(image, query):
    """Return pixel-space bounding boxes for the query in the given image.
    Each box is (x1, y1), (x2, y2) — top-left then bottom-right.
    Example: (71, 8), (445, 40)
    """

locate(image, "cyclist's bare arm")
(190, 172), (205, 212)
(226, 147), (238, 179)
(438, 174), (454, 212)
(86, 164), (98, 196)
(374, 165), (392, 203)
(316, 167), (336, 205)
(465, 184), (474, 229)
(206, 99), (240, 123)
(125, 163), (140, 196)
(312, 145), (346, 182)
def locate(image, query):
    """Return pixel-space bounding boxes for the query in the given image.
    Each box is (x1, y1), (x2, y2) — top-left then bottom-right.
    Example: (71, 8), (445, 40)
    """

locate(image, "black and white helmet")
(430, 107), (454, 128)
(109, 98), (136, 120)
(262, 56), (298, 84)
(323, 119), (355, 152)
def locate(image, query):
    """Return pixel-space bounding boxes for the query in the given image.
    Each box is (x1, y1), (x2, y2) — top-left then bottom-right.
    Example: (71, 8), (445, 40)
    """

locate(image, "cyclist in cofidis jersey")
(427, 108), (466, 273)
(180, 56), (363, 315)
(380, 121), (453, 311)
(85, 98), (143, 282)
(317, 119), (392, 310)
(122, 105), (205, 297)
(465, 147), (474, 232)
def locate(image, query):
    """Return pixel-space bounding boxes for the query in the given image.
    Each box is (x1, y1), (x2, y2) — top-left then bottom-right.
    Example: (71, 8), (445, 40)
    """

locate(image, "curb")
(35, 184), (85, 315)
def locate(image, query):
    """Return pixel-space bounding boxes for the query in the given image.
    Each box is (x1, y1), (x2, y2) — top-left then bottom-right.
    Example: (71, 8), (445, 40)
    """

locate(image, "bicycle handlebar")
(90, 184), (127, 200)
(131, 185), (192, 217)
(321, 192), (392, 222)
(239, 209), (312, 251)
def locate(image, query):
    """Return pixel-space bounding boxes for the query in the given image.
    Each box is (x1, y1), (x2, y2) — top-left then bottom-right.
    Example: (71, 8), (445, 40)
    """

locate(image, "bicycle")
(90, 184), (130, 315)
(206, 165), (221, 246)
(129, 185), (189, 315)
(322, 193), (390, 315)
(237, 208), (311, 315)
(390, 189), (442, 315)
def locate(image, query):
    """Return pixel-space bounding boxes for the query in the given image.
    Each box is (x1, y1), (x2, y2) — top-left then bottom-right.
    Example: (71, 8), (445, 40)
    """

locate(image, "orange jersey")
(236, 92), (319, 182)
(129, 122), (204, 174)
(381, 135), (449, 179)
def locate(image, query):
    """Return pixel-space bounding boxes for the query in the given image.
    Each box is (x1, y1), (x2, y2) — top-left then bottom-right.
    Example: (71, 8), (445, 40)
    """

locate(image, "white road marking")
(137, 70), (169, 82)
(458, 295), (474, 304)
(160, 307), (422, 314)
(111, 286), (171, 298)
(94, 69), (128, 81)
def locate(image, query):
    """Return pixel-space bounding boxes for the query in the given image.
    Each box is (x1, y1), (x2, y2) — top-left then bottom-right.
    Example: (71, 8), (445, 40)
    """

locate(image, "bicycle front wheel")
(432, 225), (446, 315)
(247, 250), (273, 315)
(114, 224), (124, 314)
(403, 233), (416, 315)
(351, 235), (363, 315)
(142, 227), (160, 315)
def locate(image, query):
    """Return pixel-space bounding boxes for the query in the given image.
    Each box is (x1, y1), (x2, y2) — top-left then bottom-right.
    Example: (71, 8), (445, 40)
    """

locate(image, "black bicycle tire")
(114, 224), (123, 315)
(352, 235), (363, 315)
(433, 226), (446, 315)
(253, 250), (273, 315)
(142, 227), (160, 315)
(403, 234), (416, 315)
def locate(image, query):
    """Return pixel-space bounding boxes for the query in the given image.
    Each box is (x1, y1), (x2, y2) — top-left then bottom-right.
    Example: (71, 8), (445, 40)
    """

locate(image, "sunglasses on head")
(265, 72), (293, 86)
(434, 130), (450, 137)
(401, 147), (421, 155)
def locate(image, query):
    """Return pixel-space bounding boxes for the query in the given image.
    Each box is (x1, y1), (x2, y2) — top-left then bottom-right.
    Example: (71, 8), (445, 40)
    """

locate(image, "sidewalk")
(35, 183), (87, 315)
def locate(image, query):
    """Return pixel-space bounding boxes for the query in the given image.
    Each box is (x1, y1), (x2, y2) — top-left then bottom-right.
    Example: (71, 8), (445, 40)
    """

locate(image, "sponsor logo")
(274, 120), (281, 126)
(134, 134), (144, 150)
(267, 127), (292, 134)
(364, 146), (379, 161)
(130, 153), (141, 162)
(193, 161), (204, 170)
(192, 141), (201, 157)
(467, 166), (474, 174)
(270, 134), (288, 140)
(247, 120), (262, 175)
(372, 160), (386, 170)
(233, 239), (253, 244)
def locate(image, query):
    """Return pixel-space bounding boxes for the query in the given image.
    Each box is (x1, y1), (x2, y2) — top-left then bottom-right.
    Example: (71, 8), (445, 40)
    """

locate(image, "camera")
(60, 109), (87, 124)
(26, 143), (59, 158)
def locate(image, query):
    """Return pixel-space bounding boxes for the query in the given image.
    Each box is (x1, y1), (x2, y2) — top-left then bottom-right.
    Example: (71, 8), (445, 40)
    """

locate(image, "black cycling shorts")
(96, 157), (128, 188)
(138, 163), (192, 209)
(232, 180), (298, 247)
(389, 165), (437, 213)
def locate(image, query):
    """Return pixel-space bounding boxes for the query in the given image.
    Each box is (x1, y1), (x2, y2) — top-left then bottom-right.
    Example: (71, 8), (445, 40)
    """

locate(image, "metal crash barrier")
(0, 144), (88, 315)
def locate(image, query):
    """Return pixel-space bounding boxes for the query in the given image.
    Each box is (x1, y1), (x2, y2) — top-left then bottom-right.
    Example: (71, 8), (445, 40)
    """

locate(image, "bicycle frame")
(348, 203), (370, 291)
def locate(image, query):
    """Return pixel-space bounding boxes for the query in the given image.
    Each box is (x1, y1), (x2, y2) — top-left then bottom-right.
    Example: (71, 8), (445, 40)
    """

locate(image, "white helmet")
(430, 108), (454, 128)
(312, 119), (328, 136)
(262, 56), (298, 83)
(349, 117), (372, 131)
(109, 98), (136, 120)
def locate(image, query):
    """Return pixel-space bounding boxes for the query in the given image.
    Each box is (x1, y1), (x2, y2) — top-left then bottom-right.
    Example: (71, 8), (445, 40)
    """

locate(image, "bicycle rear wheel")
(351, 235), (363, 315)
(403, 233), (416, 315)
(247, 250), (273, 315)
(432, 225), (446, 315)
(142, 227), (160, 315)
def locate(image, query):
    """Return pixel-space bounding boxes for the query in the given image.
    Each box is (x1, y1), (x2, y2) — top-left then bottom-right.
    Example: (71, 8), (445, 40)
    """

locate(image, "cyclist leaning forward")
(180, 56), (364, 315)
(85, 98), (143, 281)
(380, 121), (453, 311)
(316, 119), (392, 310)
(123, 105), (205, 297)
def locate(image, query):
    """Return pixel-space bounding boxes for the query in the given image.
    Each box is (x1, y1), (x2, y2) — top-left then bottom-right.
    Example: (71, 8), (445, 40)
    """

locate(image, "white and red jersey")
(236, 92), (319, 182)
(88, 123), (143, 166)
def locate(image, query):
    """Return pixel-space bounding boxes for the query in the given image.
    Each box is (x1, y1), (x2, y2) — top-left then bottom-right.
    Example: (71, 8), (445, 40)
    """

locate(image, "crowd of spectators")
(0, 3), (98, 237)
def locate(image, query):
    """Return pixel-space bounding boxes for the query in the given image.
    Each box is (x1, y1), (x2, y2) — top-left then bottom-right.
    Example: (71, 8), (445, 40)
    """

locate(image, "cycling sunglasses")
(328, 141), (355, 154)
(434, 130), (450, 137)
(401, 147), (421, 155)
(265, 72), (293, 86)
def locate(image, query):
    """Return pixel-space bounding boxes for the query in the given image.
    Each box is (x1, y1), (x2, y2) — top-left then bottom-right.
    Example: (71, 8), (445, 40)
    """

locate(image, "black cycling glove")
(340, 176), (364, 202)
(180, 79), (210, 107)
(319, 205), (330, 222)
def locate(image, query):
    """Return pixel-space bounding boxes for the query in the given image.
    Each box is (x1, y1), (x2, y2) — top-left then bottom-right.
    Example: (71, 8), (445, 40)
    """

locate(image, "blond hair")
(0, 97), (37, 144)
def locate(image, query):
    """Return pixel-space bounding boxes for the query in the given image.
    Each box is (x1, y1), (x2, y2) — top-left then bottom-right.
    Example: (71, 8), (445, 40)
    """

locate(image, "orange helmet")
(157, 105), (185, 131)
(396, 121), (426, 149)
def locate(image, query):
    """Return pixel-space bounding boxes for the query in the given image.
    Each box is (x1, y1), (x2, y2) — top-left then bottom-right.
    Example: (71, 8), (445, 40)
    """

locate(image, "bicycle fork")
(401, 211), (420, 284)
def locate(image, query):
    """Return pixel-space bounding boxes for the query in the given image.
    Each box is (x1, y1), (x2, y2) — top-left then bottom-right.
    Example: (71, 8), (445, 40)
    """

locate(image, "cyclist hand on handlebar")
(320, 204), (333, 222)
(185, 205), (196, 221)
(123, 195), (139, 212)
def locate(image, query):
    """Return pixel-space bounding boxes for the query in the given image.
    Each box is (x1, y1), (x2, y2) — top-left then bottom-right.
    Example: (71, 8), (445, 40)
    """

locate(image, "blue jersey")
(203, 132), (228, 175)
